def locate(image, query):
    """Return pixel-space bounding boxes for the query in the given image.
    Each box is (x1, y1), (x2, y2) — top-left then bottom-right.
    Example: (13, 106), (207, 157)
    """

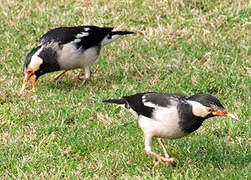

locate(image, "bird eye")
(27, 68), (33, 74)
(208, 108), (213, 112)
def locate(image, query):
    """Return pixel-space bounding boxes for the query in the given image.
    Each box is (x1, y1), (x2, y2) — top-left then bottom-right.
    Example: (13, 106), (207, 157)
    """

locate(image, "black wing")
(122, 92), (184, 118)
(123, 92), (155, 118)
(39, 26), (113, 50)
(142, 93), (186, 108)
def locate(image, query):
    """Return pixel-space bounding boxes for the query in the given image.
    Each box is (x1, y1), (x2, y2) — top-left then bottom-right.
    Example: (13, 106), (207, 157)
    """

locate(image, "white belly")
(138, 108), (187, 139)
(58, 43), (99, 70)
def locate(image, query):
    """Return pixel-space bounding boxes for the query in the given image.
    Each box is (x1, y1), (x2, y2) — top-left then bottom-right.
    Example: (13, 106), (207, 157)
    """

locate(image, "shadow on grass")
(43, 78), (86, 92)
(42, 73), (128, 92)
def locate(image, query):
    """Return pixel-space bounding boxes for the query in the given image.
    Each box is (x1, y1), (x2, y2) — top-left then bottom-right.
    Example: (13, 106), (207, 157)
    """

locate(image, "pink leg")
(54, 70), (67, 81)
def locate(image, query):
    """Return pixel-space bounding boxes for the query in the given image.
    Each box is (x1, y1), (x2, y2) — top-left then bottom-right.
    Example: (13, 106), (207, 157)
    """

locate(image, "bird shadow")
(42, 78), (87, 92)
(42, 73), (128, 92)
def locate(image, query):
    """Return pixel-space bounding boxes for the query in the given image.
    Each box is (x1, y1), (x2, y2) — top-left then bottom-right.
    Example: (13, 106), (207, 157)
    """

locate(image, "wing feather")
(142, 93), (185, 109)
(39, 26), (113, 50)
(122, 92), (186, 119)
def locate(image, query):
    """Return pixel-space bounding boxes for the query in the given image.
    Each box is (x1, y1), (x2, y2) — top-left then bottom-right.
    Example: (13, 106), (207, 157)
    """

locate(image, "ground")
(0, 0), (250, 179)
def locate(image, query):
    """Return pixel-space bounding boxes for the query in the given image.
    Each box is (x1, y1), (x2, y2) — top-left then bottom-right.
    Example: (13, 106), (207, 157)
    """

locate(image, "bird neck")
(178, 103), (206, 134)
(38, 47), (60, 73)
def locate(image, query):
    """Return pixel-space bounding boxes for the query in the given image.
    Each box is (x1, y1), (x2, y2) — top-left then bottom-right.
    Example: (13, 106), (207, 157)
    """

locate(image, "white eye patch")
(29, 56), (43, 72)
(29, 47), (43, 71)
(187, 100), (210, 118)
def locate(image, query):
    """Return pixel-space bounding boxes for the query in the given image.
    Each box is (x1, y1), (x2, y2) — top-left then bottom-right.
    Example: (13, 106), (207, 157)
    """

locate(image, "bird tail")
(103, 98), (127, 105)
(110, 31), (134, 35)
(101, 31), (134, 46)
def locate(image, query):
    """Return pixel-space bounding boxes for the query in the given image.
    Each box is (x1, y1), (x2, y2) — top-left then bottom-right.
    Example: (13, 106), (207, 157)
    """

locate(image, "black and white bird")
(103, 92), (238, 169)
(20, 26), (133, 93)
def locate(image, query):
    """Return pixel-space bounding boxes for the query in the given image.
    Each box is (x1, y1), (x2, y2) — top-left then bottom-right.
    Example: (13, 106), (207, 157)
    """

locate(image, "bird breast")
(138, 107), (188, 139)
(58, 43), (100, 70)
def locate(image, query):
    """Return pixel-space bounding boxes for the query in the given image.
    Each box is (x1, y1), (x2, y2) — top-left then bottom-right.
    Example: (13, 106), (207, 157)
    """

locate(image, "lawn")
(0, 0), (250, 179)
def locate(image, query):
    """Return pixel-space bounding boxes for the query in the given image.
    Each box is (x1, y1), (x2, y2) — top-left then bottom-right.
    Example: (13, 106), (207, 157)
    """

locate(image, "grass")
(0, 0), (250, 179)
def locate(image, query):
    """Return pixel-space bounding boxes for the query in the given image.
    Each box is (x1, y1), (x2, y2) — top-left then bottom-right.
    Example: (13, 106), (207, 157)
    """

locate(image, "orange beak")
(214, 110), (239, 120)
(20, 68), (37, 94)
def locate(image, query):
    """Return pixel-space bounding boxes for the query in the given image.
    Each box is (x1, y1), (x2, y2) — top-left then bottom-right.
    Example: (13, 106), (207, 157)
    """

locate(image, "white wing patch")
(142, 95), (178, 109)
(84, 27), (90, 31)
(76, 32), (89, 38)
(142, 94), (180, 123)
(142, 95), (160, 108)
(143, 101), (159, 108)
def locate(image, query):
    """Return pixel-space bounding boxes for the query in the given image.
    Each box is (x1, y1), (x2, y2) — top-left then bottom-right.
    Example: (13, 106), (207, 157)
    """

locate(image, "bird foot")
(154, 156), (176, 167)
(77, 74), (85, 80)
(152, 156), (176, 173)
(77, 75), (90, 84)
(77, 72), (91, 83)
(83, 78), (90, 84)
(147, 151), (176, 172)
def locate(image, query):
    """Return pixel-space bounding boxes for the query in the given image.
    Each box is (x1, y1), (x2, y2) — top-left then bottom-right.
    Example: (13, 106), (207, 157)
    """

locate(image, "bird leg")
(78, 67), (91, 84)
(54, 70), (67, 81)
(145, 139), (176, 172)
(77, 73), (90, 84)
(157, 138), (169, 158)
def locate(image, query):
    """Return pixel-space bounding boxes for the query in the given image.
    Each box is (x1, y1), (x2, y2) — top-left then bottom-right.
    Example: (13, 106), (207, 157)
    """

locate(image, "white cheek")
(187, 100), (210, 118)
(29, 47), (43, 71)
(29, 56), (43, 71)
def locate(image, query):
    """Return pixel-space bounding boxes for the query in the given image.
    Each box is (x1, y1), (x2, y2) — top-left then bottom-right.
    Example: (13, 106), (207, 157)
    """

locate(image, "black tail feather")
(109, 31), (134, 35)
(103, 98), (126, 105)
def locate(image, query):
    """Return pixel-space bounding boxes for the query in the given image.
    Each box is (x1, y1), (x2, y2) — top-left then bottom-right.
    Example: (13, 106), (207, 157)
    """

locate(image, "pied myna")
(20, 26), (133, 93)
(103, 92), (238, 169)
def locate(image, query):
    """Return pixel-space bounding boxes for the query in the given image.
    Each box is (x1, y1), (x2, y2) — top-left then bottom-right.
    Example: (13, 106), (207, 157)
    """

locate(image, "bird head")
(20, 46), (44, 94)
(187, 93), (239, 120)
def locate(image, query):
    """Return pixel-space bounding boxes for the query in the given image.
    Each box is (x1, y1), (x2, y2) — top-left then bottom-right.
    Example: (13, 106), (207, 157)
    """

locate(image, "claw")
(151, 155), (176, 174)
(77, 74), (85, 80)
(147, 151), (176, 173)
